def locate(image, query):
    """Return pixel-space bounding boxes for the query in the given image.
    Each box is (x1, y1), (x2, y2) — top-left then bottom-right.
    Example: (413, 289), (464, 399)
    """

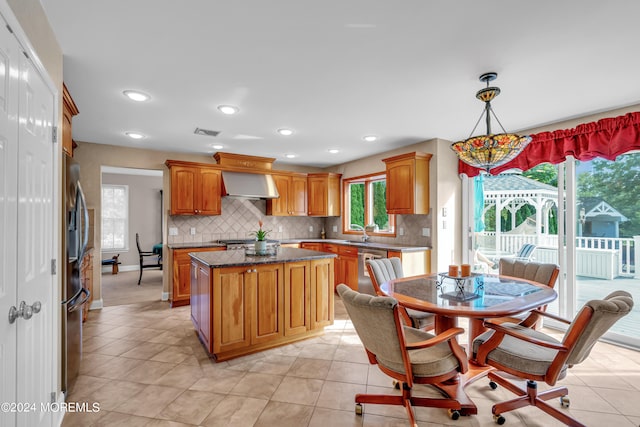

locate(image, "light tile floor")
(63, 297), (640, 427)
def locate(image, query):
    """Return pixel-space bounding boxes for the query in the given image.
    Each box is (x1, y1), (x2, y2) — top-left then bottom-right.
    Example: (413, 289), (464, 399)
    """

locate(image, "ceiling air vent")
(194, 128), (220, 137)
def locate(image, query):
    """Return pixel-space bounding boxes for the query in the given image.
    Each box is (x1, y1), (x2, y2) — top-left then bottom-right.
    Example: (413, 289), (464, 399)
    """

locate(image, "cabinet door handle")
(246, 269), (252, 273)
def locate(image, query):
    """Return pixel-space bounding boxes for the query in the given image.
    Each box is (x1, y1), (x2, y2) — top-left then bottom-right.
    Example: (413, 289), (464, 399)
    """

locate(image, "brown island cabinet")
(189, 248), (335, 361)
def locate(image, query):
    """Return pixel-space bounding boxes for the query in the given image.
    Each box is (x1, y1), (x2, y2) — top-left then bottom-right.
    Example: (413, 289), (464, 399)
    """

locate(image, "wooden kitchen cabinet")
(81, 248), (94, 322)
(382, 152), (432, 214)
(337, 245), (358, 291)
(300, 242), (324, 251)
(191, 255), (334, 361)
(310, 258), (334, 328)
(307, 173), (341, 216)
(62, 83), (79, 157)
(166, 160), (222, 215)
(172, 247), (224, 307)
(284, 261), (311, 336)
(321, 243), (357, 291)
(211, 263), (284, 354)
(387, 249), (432, 276)
(212, 265), (252, 354)
(267, 173), (307, 216)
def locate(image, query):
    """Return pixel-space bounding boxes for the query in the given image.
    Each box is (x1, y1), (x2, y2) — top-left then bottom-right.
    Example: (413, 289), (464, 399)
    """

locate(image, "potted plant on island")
(250, 221), (271, 254)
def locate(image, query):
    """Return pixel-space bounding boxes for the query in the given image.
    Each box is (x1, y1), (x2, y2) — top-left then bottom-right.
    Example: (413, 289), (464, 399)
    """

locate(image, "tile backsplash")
(168, 198), (324, 243)
(167, 197), (432, 247)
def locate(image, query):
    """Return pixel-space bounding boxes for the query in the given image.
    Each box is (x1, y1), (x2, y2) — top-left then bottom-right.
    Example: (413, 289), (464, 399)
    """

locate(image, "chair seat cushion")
(377, 326), (460, 378)
(405, 308), (435, 329)
(472, 323), (567, 378)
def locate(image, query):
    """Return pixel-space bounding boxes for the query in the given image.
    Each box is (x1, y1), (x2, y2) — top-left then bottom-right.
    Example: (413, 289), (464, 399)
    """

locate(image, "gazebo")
(481, 172), (559, 254)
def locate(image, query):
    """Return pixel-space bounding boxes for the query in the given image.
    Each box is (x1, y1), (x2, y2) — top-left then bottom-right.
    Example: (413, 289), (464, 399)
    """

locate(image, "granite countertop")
(281, 239), (431, 252)
(190, 247), (336, 268)
(169, 239), (430, 252)
(167, 242), (226, 249)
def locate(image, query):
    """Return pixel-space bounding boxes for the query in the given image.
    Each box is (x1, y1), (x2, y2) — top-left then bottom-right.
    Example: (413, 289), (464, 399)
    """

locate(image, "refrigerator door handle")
(76, 181), (89, 265)
(67, 288), (90, 313)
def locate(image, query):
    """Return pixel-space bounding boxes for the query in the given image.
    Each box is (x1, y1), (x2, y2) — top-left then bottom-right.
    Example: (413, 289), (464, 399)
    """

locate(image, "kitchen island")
(189, 248), (336, 361)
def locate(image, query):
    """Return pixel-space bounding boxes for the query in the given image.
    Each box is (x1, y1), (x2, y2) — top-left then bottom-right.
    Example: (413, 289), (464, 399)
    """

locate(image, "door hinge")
(52, 126), (58, 144)
(51, 259), (57, 275)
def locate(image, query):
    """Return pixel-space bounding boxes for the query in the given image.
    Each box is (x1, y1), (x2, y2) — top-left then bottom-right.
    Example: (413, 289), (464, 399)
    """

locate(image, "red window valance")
(458, 111), (640, 177)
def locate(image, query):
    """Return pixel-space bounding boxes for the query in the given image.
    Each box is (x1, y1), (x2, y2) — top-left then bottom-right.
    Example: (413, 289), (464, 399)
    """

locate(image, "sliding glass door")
(468, 154), (640, 348)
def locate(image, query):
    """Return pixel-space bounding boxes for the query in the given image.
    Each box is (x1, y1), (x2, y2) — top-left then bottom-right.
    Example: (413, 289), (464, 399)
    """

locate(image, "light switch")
(309, 226), (314, 232)
(332, 225), (338, 232)
(190, 227), (196, 235)
(399, 227), (404, 236)
(169, 227), (178, 236)
(278, 225), (283, 232)
(422, 228), (430, 237)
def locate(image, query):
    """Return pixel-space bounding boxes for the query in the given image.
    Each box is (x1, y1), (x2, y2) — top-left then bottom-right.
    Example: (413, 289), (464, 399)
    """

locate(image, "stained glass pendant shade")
(451, 72), (531, 173)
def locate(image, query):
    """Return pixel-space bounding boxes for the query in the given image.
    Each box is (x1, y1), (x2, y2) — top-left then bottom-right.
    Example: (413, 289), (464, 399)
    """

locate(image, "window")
(343, 173), (395, 236)
(102, 184), (129, 251)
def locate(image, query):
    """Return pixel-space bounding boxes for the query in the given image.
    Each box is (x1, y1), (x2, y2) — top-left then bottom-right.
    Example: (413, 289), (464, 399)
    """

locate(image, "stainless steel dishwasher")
(357, 247), (388, 295)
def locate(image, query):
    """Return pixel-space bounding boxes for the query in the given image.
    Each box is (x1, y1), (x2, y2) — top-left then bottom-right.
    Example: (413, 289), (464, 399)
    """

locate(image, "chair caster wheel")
(560, 396), (570, 408)
(448, 409), (460, 420)
(489, 381), (498, 390)
(494, 414), (506, 425)
(355, 403), (363, 415)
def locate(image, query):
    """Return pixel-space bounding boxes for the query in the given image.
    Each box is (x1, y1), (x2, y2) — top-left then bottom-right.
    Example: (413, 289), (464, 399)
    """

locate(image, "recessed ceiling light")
(363, 135), (378, 142)
(123, 90), (150, 102)
(284, 154), (297, 159)
(277, 128), (294, 136)
(217, 105), (239, 115)
(125, 131), (145, 139)
(328, 149), (340, 154)
(211, 144), (224, 150)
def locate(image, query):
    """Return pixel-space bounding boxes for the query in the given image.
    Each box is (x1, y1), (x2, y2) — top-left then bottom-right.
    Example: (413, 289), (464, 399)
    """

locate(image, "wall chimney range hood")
(221, 171), (279, 199)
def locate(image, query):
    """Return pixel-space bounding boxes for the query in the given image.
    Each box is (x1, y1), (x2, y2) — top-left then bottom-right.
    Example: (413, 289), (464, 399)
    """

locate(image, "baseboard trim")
(90, 299), (103, 310)
(101, 264), (140, 274)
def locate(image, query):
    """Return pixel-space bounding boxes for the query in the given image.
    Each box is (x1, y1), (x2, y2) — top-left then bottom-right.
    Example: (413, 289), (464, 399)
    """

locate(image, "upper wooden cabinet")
(382, 152), (432, 215)
(307, 173), (341, 217)
(62, 83), (79, 157)
(266, 173), (307, 216)
(166, 160), (222, 215)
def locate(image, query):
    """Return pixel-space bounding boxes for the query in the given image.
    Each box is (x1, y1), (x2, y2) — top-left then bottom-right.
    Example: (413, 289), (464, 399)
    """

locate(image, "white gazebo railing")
(479, 233), (635, 279)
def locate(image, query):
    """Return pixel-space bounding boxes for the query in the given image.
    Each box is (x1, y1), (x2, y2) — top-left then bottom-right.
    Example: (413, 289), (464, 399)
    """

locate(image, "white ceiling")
(40, 0), (640, 168)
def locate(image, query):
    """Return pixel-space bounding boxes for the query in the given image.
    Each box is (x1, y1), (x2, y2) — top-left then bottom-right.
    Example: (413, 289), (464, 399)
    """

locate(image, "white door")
(15, 41), (55, 427)
(0, 15), (56, 427)
(0, 19), (20, 427)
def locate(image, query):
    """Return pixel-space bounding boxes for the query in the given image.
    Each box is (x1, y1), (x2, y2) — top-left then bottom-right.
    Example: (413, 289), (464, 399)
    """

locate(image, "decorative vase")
(255, 240), (267, 254)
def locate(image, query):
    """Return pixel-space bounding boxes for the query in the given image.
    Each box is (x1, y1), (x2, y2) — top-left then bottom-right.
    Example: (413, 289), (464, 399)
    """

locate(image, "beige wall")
(102, 173), (163, 268)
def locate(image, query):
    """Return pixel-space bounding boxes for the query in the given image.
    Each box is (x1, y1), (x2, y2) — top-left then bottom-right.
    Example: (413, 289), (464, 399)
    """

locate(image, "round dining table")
(379, 272), (557, 415)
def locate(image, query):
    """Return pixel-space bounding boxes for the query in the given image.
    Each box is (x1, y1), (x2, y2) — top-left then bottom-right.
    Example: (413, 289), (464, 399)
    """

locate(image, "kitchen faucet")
(351, 224), (370, 242)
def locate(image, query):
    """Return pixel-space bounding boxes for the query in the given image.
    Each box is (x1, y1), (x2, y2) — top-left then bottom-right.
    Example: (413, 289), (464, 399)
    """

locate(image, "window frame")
(101, 183), (129, 252)
(342, 172), (396, 237)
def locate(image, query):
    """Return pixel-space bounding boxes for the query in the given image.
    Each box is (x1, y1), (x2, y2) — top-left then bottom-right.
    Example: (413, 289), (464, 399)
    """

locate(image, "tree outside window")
(344, 174), (394, 235)
(102, 184), (129, 250)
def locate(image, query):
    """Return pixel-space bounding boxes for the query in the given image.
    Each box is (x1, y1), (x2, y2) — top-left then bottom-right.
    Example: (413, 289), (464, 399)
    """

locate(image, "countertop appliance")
(218, 239), (281, 250)
(358, 248), (388, 295)
(62, 158), (91, 394)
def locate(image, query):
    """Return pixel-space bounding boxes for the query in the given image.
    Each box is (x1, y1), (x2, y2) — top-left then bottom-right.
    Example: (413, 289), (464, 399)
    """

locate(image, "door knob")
(8, 301), (42, 323)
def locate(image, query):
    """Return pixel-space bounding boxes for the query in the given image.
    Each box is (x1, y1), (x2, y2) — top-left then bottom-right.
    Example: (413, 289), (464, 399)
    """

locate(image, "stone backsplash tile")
(168, 198), (325, 243)
(168, 198), (432, 247)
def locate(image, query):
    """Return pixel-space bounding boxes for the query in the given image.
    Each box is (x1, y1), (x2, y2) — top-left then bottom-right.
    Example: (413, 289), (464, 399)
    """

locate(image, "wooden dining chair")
(472, 290), (633, 426)
(496, 258), (560, 329)
(366, 258), (435, 330)
(337, 284), (468, 424)
(136, 233), (162, 285)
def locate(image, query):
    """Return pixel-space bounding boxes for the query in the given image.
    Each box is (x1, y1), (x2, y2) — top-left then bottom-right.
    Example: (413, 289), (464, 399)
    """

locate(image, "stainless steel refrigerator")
(62, 158), (90, 394)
